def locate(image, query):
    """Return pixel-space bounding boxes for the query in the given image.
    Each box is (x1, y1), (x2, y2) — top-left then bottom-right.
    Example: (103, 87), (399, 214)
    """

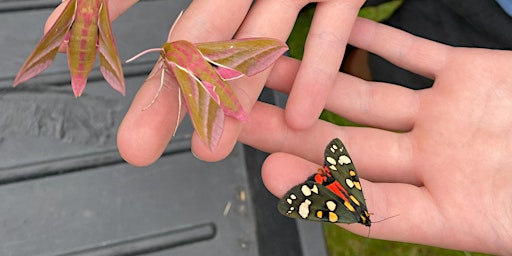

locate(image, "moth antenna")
(366, 213), (400, 239)
(167, 10), (184, 41)
(372, 214), (400, 224)
(145, 58), (165, 81)
(126, 48), (162, 63)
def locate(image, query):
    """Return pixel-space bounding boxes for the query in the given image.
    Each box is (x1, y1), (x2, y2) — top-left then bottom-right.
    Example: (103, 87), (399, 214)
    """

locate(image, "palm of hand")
(392, 48), (512, 253)
(250, 41), (512, 254)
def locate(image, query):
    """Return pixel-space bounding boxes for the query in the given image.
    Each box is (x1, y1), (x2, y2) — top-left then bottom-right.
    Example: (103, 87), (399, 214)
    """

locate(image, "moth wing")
(278, 180), (361, 224)
(196, 38), (288, 80)
(168, 63), (224, 150)
(324, 138), (368, 208)
(278, 138), (372, 226)
(13, 0), (76, 86)
(98, 0), (125, 95)
(167, 41), (247, 121)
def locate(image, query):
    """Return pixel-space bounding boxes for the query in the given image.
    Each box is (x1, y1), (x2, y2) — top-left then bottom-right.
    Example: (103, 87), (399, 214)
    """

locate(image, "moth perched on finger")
(128, 38), (288, 150)
(278, 138), (371, 226)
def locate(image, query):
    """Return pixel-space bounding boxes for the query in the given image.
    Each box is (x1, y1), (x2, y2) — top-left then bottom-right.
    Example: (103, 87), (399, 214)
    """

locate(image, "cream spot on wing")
(298, 199), (312, 218)
(310, 185), (319, 194)
(326, 200), (337, 211)
(301, 185), (312, 196)
(345, 178), (355, 189)
(326, 156), (337, 165)
(339, 155), (351, 165)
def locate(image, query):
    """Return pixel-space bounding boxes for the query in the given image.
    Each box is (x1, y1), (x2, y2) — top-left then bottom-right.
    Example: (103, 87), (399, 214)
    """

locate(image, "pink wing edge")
(168, 62), (225, 150)
(97, 0), (126, 95)
(13, 0), (77, 87)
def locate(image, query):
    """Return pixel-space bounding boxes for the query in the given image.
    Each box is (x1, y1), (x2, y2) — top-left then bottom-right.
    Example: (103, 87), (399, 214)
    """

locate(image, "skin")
(51, 0), (357, 164)
(242, 19), (512, 255)
(46, 1), (512, 254)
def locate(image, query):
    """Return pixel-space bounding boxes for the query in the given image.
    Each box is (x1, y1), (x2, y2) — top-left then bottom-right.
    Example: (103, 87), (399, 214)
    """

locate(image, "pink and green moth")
(13, 0), (125, 97)
(128, 38), (288, 150)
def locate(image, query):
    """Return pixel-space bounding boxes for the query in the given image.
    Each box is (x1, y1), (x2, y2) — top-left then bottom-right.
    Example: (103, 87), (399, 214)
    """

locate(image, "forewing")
(324, 138), (367, 207)
(98, 0), (125, 95)
(164, 41), (247, 121)
(13, 0), (76, 86)
(196, 38), (288, 79)
(168, 63), (224, 150)
(278, 179), (360, 224)
(203, 73), (246, 121)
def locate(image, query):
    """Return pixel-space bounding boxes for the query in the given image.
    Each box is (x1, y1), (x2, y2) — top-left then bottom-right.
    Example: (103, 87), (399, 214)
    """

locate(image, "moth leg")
(174, 86), (181, 137)
(141, 61), (169, 111)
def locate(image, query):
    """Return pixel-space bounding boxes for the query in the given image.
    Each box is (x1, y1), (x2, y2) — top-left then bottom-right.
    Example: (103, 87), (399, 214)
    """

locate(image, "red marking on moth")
(80, 39), (87, 50)
(321, 165), (333, 176)
(313, 172), (327, 184)
(326, 181), (350, 203)
(313, 167), (350, 202)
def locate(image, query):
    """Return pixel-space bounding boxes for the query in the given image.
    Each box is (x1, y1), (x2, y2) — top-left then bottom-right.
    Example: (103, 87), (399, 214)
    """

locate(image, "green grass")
(323, 224), (489, 256)
(287, 2), (491, 255)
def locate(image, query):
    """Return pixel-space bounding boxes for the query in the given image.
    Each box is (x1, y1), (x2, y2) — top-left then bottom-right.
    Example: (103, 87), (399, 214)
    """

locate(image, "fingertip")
(189, 118), (241, 162)
(189, 138), (231, 162)
(262, 152), (318, 198)
(117, 120), (163, 167)
(117, 75), (179, 166)
(116, 105), (174, 166)
(44, 1), (68, 34)
(284, 95), (322, 130)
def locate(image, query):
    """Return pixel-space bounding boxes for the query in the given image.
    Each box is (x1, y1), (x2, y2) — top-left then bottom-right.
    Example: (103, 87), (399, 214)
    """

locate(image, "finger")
(268, 56), (420, 131)
(181, 0), (300, 159)
(326, 79), (419, 131)
(168, 0), (252, 42)
(239, 102), (419, 184)
(104, 0), (140, 20)
(261, 152), (442, 245)
(118, 0), (253, 165)
(165, 0), (254, 161)
(285, 1), (364, 130)
(349, 18), (452, 79)
(117, 70), (180, 166)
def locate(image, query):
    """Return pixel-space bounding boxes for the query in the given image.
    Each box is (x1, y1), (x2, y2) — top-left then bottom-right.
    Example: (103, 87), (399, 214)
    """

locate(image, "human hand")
(114, 0), (365, 165)
(239, 18), (512, 254)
